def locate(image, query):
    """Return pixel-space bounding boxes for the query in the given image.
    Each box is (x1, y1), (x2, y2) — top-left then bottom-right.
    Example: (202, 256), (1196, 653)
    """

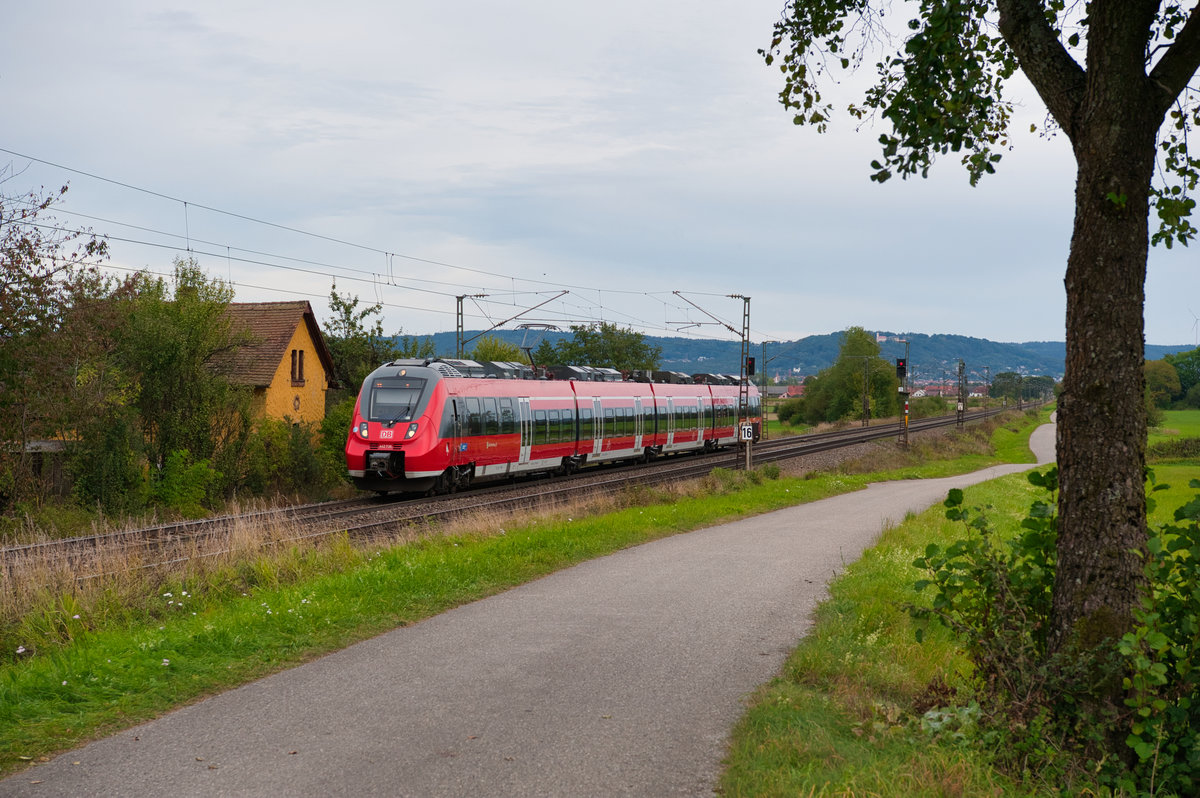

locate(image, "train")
(345, 358), (762, 494)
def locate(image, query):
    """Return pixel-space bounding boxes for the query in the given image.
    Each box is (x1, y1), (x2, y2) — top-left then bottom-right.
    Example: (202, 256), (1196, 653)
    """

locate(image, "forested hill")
(424, 330), (1193, 382)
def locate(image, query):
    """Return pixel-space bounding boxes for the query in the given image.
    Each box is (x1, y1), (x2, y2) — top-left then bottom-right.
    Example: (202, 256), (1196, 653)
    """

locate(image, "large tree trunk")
(1051, 108), (1155, 660)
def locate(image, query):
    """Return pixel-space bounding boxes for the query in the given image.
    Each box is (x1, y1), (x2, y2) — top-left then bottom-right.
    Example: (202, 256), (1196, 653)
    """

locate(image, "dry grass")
(0, 476), (705, 658)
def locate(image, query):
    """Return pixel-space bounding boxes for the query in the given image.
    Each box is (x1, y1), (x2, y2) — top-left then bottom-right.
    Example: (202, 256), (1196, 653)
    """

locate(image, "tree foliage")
(0, 173), (109, 509)
(794, 327), (899, 424)
(118, 258), (253, 472)
(541, 322), (662, 372)
(323, 288), (435, 399)
(1145, 359), (1181, 408)
(1164, 346), (1200, 397)
(469, 335), (528, 364)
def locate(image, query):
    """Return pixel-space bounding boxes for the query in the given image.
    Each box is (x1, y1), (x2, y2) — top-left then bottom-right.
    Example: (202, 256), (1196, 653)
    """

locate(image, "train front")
(345, 362), (448, 494)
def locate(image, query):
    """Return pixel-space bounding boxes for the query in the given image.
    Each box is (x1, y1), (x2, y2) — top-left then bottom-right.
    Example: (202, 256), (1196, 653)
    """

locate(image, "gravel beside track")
(1, 423), (1055, 798)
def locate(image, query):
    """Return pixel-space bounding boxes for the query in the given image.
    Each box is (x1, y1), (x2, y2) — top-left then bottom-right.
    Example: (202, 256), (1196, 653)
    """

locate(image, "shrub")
(150, 450), (221, 517)
(775, 396), (804, 425)
(910, 468), (1200, 794)
(240, 418), (333, 498)
(1148, 436), (1200, 461)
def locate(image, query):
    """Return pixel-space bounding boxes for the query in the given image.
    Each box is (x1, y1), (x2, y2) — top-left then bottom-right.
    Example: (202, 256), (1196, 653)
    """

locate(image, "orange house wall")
(262, 323), (329, 424)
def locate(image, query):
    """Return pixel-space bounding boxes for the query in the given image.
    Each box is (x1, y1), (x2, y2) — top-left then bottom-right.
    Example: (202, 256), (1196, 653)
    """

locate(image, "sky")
(3, 1), (1196, 348)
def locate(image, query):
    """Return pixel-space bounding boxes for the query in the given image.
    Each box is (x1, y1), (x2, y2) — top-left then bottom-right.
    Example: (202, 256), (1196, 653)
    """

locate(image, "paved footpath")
(3, 424), (1055, 797)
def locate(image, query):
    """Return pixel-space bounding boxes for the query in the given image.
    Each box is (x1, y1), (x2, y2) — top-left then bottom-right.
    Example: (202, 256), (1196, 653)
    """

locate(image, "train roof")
(374, 358), (756, 389)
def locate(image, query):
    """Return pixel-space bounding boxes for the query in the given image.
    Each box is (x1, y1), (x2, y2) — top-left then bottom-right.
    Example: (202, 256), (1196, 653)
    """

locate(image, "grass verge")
(0, 408), (1048, 777)
(721, 408), (1200, 797)
(720, 474), (1053, 797)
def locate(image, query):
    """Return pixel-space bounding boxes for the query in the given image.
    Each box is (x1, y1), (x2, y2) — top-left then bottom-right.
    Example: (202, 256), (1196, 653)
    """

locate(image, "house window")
(291, 349), (306, 386)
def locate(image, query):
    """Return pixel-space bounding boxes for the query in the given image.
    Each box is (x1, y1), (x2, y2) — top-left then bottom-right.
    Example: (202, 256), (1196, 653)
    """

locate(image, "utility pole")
(956, 359), (967, 428)
(761, 340), (779, 440)
(456, 294), (487, 358)
(896, 339), (909, 448)
(671, 291), (753, 469)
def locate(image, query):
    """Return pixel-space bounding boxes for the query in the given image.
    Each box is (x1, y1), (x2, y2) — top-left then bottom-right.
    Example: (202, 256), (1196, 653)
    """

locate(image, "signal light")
(896, 358), (907, 380)
(746, 356), (756, 376)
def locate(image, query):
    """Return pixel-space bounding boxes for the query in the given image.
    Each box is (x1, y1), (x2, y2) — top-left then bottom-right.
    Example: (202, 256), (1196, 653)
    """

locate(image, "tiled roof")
(216, 301), (337, 388)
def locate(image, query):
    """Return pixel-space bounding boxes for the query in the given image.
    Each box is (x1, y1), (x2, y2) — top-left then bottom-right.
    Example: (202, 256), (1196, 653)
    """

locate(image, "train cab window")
(499, 398), (515, 435)
(483, 397), (499, 435)
(367, 378), (427, 423)
(465, 397), (483, 436)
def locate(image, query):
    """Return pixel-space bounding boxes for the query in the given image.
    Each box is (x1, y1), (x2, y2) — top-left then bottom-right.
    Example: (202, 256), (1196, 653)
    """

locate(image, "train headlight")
(404, 423), (419, 440)
(358, 421), (369, 439)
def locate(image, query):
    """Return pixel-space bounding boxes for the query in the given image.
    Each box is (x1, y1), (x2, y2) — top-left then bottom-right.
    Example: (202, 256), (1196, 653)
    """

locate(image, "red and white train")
(345, 358), (762, 494)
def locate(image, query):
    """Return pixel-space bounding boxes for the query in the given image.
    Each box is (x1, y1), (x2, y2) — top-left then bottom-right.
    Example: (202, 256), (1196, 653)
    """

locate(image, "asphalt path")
(3, 423), (1055, 797)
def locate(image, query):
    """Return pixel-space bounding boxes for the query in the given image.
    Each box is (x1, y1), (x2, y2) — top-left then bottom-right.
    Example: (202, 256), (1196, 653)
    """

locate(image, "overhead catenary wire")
(2, 146), (774, 342)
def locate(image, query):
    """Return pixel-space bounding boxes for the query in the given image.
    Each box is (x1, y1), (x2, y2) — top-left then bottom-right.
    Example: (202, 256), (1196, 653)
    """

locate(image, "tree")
(990, 371), (1023, 402)
(1144, 359), (1181, 408)
(762, 0), (1200, 733)
(470, 335), (528, 363)
(0, 171), (108, 509)
(1164, 346), (1200, 397)
(553, 322), (662, 372)
(530, 339), (559, 369)
(324, 288), (435, 400)
(118, 258), (252, 476)
(795, 327), (898, 424)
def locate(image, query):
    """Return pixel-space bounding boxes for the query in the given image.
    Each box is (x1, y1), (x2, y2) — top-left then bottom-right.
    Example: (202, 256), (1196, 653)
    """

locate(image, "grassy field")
(0, 406), (1063, 781)
(1150, 408), (1200, 445)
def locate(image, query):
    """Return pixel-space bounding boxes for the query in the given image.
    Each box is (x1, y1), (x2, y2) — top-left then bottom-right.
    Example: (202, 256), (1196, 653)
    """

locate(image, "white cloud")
(2, 0), (1193, 348)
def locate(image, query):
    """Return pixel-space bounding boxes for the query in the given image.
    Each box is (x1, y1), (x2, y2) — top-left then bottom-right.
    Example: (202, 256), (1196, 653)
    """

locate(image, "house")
(220, 301), (337, 424)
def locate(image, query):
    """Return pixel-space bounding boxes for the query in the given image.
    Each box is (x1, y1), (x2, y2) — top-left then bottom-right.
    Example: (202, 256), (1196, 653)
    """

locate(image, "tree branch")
(1149, 7), (1200, 113)
(996, 0), (1087, 137)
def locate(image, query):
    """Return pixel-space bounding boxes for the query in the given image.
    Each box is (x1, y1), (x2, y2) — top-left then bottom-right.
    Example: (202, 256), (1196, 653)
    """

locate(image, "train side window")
(499, 398), (515, 435)
(579, 408), (593, 440)
(483, 397), (499, 435)
(466, 397), (483, 436)
(623, 407), (633, 436)
(604, 407), (615, 438)
(534, 409), (548, 444)
(549, 409), (561, 443)
(562, 407), (575, 441)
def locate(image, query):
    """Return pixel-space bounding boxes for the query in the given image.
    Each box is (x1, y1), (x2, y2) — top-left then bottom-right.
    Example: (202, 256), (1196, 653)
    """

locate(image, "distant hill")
(417, 329), (1194, 383)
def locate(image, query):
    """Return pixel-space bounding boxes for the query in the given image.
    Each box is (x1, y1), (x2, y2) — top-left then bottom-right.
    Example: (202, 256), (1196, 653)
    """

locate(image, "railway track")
(1, 405), (1024, 579)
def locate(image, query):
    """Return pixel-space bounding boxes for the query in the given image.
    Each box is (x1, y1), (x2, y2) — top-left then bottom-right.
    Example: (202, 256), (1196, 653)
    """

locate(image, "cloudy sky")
(3, 1), (1196, 347)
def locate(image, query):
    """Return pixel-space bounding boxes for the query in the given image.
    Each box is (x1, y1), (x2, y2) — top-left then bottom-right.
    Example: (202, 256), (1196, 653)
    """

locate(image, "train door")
(449, 397), (465, 465)
(634, 397), (644, 449)
(591, 397), (602, 456)
(698, 396), (707, 441)
(666, 397), (676, 447)
(518, 397), (532, 464)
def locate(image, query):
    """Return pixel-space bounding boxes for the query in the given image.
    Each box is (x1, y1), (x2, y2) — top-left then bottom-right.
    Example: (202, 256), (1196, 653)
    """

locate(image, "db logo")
(379, 429), (394, 440)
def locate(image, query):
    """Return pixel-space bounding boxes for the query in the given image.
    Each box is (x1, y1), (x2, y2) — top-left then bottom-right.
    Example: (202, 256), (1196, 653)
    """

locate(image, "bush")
(150, 450), (221, 517)
(1148, 437), (1200, 461)
(240, 418), (334, 498)
(775, 396), (804, 425)
(909, 395), (949, 419)
(910, 468), (1200, 794)
(320, 397), (355, 484)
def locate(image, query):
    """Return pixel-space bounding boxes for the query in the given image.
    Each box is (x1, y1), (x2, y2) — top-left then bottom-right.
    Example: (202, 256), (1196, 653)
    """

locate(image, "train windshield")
(367, 378), (427, 423)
